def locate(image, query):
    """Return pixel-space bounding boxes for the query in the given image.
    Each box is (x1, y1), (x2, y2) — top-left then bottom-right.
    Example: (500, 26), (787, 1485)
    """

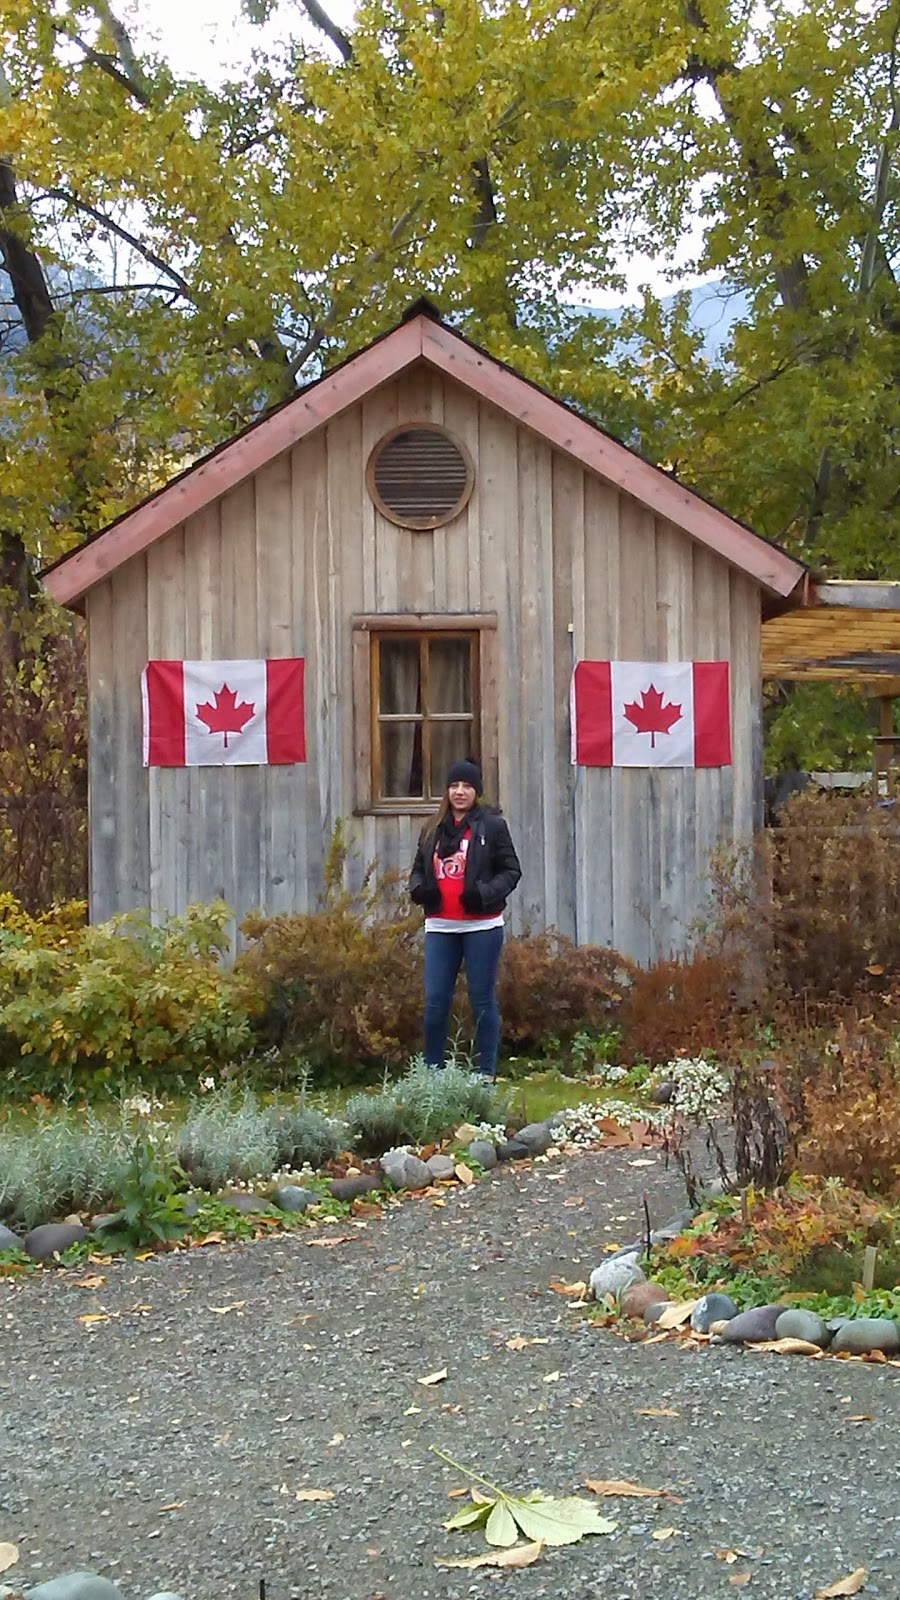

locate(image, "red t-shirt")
(433, 827), (472, 920)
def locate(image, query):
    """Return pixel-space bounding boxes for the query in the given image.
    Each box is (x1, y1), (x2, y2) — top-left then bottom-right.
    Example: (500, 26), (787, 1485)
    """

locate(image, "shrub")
(0, 901), (257, 1098)
(239, 826), (423, 1072)
(266, 1104), (345, 1171)
(344, 1057), (508, 1155)
(768, 789), (900, 1000)
(620, 951), (742, 1066)
(0, 1108), (139, 1230)
(174, 1090), (282, 1190)
(800, 1077), (900, 1197)
(497, 932), (632, 1051)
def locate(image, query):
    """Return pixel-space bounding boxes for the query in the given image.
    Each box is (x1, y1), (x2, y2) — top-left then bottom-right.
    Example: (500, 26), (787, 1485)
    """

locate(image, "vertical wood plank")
(578, 478), (619, 949)
(653, 519), (692, 959)
(550, 453), (579, 939)
(146, 528), (188, 921)
(477, 403), (522, 927)
(613, 498), (656, 966)
(86, 583), (117, 923)
(442, 378), (481, 612)
(220, 481), (264, 921)
(256, 453), (298, 916)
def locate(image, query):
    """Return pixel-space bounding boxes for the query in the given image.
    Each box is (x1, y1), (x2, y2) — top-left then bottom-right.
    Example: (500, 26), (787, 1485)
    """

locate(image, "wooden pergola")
(762, 581), (900, 787)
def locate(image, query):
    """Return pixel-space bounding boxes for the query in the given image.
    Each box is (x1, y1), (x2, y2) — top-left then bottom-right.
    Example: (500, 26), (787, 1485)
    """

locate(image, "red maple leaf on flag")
(623, 683), (683, 748)
(195, 683), (256, 748)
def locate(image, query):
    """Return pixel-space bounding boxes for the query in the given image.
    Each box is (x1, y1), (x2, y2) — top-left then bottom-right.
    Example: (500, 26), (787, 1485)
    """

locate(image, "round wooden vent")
(367, 425), (474, 530)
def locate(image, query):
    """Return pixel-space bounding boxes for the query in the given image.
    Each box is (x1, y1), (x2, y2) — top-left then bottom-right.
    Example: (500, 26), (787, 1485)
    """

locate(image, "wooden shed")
(43, 302), (805, 963)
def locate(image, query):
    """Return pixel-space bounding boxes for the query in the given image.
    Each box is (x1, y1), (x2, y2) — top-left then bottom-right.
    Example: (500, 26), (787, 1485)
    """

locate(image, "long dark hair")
(421, 784), (484, 848)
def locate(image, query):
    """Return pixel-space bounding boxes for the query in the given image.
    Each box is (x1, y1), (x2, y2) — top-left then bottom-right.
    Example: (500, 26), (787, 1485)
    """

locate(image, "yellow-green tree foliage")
(0, 0), (892, 577)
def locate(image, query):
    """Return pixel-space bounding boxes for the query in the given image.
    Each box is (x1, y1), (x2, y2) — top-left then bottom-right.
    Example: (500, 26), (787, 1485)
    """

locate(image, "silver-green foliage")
(345, 1056), (508, 1155)
(0, 1108), (141, 1230)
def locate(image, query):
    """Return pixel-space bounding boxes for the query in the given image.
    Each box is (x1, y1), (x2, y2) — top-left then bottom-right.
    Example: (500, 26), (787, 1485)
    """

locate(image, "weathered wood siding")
(86, 361), (762, 961)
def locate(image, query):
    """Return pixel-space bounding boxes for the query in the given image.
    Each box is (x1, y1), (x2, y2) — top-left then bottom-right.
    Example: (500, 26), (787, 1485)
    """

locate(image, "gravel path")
(1, 1147), (897, 1600)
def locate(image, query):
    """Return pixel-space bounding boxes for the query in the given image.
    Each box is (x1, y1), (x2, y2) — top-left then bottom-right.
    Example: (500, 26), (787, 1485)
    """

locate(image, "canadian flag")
(142, 659), (305, 767)
(571, 660), (731, 768)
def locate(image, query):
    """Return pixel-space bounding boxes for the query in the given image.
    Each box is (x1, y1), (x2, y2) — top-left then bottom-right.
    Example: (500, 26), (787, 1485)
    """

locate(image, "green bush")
(239, 826), (422, 1074)
(175, 1089), (346, 1189)
(0, 900), (258, 1098)
(344, 1056), (508, 1155)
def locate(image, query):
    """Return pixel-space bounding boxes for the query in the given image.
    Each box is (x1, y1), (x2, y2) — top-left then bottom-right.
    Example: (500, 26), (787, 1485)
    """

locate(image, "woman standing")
(408, 759), (521, 1080)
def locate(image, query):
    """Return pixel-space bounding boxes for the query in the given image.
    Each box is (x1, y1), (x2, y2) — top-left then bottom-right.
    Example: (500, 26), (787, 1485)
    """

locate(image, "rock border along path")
(1, 1146), (897, 1600)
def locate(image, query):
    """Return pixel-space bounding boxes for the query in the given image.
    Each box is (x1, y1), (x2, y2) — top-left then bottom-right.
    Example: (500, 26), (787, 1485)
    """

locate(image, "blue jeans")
(423, 927), (504, 1078)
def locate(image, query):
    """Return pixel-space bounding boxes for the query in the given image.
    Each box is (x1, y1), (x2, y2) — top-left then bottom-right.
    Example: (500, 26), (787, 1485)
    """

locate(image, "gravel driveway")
(1, 1147), (897, 1600)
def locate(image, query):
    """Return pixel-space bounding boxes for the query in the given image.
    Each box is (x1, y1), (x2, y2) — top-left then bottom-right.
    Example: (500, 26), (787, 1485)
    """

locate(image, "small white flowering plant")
(550, 1099), (668, 1147)
(653, 1056), (730, 1120)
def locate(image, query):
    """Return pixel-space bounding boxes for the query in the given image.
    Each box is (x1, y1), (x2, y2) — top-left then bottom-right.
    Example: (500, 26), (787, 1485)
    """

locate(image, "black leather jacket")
(409, 805), (522, 917)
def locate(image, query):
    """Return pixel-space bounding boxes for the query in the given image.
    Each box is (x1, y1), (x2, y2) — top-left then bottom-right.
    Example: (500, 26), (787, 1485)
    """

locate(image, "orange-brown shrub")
(790, 1017), (900, 1195)
(495, 932), (632, 1049)
(768, 788), (900, 999)
(619, 950), (746, 1066)
(800, 1081), (900, 1196)
(238, 840), (423, 1072)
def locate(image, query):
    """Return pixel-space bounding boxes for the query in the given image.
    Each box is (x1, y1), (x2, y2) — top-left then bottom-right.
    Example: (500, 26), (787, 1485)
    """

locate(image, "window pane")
(428, 721), (475, 799)
(428, 637), (471, 713)
(379, 638), (422, 714)
(380, 721), (423, 799)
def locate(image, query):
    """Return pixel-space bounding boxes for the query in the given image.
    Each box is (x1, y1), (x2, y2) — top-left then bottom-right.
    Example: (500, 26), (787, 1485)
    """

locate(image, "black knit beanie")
(446, 758), (483, 792)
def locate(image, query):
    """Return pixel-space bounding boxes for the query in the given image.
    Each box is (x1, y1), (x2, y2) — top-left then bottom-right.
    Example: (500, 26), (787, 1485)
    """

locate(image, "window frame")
(352, 613), (498, 815)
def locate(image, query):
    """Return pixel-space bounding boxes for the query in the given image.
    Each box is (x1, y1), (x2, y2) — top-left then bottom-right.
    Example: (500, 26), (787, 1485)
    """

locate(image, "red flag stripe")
(265, 657), (306, 764)
(692, 661), (731, 767)
(572, 660), (613, 765)
(144, 660), (186, 766)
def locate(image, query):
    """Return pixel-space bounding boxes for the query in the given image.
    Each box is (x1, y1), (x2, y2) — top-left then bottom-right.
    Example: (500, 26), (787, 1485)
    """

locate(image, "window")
(366, 426), (474, 529)
(352, 614), (497, 814)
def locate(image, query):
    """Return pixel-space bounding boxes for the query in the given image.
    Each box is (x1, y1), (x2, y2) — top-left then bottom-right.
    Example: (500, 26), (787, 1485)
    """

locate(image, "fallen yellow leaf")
(306, 1234), (358, 1247)
(655, 1301), (698, 1330)
(159, 1501), (185, 1512)
(637, 1407), (680, 1418)
(328, 1432), (345, 1446)
(505, 1336), (551, 1350)
(74, 1274), (106, 1288)
(0, 1544), (19, 1574)
(417, 1367), (448, 1386)
(845, 1415), (873, 1423)
(78, 1313), (109, 1326)
(815, 1571), (866, 1598)
(294, 1489), (336, 1502)
(651, 1527), (679, 1541)
(729, 1574), (752, 1588)
(446, 1487), (469, 1499)
(585, 1479), (681, 1502)
(436, 1541), (544, 1570)
(548, 1278), (588, 1296)
(747, 1337), (824, 1357)
(207, 1302), (246, 1314)
(716, 1549), (746, 1564)
(454, 1163), (475, 1185)
(542, 1370), (561, 1383)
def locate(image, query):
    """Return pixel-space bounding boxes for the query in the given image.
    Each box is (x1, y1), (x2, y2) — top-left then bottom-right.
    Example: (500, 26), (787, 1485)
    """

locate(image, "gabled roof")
(42, 301), (806, 606)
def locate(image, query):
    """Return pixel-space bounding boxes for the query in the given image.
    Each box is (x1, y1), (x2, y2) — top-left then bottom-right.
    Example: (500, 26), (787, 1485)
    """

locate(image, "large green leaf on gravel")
(443, 1501), (491, 1532)
(485, 1500), (520, 1547)
(507, 1493), (617, 1546)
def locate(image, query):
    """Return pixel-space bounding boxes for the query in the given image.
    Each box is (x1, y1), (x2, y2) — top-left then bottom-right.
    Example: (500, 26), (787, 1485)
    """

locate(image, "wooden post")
(862, 1245), (877, 1292)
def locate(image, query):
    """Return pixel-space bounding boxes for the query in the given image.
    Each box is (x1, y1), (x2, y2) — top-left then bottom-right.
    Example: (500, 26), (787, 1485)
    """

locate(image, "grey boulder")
(380, 1150), (431, 1190)
(494, 1139), (530, 1162)
(720, 1304), (784, 1344)
(0, 1223), (23, 1252)
(589, 1253), (645, 1301)
(691, 1292), (739, 1333)
(512, 1121), (553, 1155)
(23, 1223), (89, 1262)
(774, 1308), (831, 1347)
(218, 1191), (275, 1215)
(467, 1139), (498, 1170)
(328, 1174), (381, 1203)
(24, 1574), (125, 1600)
(274, 1183), (317, 1212)
(425, 1153), (457, 1181)
(830, 1317), (900, 1356)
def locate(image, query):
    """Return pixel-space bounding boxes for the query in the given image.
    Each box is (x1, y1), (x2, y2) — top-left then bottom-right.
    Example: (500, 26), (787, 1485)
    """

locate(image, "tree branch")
(43, 189), (195, 301)
(299, 0), (354, 62)
(88, 0), (154, 102)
